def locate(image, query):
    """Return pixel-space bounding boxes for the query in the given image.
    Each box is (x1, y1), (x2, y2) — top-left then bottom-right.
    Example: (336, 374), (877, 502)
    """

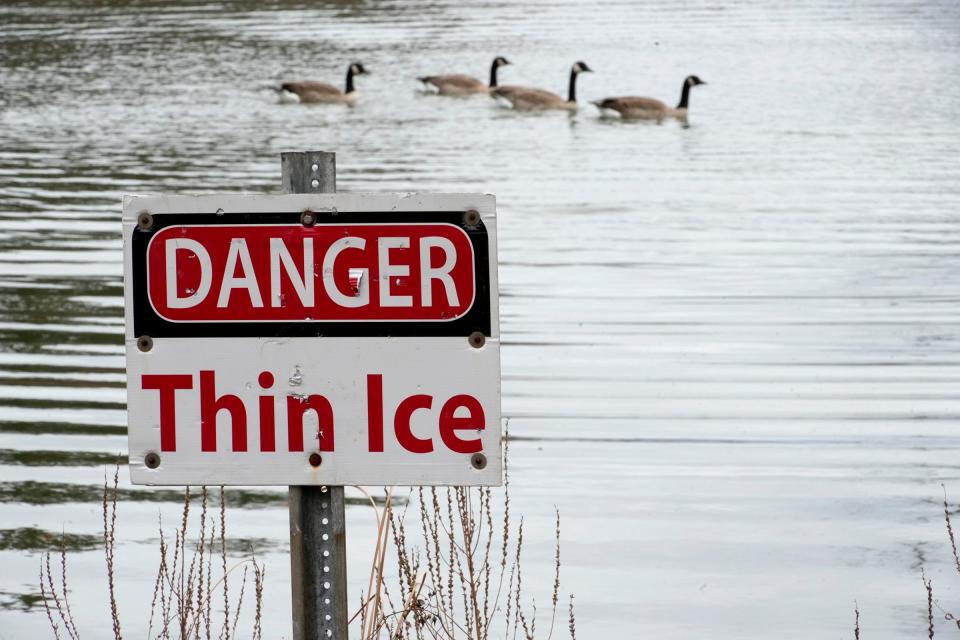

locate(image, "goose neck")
(567, 68), (579, 103)
(346, 67), (356, 94)
(489, 60), (500, 88)
(677, 80), (692, 109)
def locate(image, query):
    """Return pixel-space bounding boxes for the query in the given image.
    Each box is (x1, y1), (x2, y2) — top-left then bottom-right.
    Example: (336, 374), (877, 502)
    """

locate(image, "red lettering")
(367, 374), (384, 452)
(141, 374), (193, 452)
(394, 395), (434, 453)
(287, 395), (335, 452)
(258, 371), (275, 452)
(439, 395), (485, 454)
(200, 370), (247, 452)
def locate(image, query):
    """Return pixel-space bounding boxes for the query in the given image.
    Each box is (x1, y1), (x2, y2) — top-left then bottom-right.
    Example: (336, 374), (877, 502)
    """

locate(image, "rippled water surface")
(2, 0), (960, 637)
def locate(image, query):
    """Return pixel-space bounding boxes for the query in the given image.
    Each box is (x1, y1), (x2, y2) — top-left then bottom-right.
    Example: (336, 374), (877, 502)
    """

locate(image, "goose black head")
(686, 75), (706, 86)
(572, 61), (593, 74)
(493, 56), (511, 67)
(350, 62), (369, 75)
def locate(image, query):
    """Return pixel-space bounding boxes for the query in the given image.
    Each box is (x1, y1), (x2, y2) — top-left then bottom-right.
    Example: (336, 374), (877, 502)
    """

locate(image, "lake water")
(1, 0), (959, 637)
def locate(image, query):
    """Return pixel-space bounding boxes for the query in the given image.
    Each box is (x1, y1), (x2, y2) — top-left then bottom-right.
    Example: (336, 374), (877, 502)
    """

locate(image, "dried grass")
(39, 468), (265, 639)
(40, 428), (574, 640)
(355, 428), (575, 640)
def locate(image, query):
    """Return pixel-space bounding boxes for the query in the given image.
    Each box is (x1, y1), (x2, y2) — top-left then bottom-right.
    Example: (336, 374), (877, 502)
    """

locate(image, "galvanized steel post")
(282, 151), (349, 640)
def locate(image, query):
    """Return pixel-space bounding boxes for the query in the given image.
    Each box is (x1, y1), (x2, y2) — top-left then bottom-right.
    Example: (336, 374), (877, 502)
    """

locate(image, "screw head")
(309, 453), (323, 468)
(470, 453), (487, 470)
(137, 211), (154, 232)
(144, 452), (161, 469)
(137, 335), (153, 352)
(463, 209), (481, 227)
(468, 331), (486, 349)
(301, 210), (317, 227)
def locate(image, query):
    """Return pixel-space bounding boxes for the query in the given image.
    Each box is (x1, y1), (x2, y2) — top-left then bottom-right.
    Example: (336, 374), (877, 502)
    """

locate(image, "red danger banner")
(146, 223), (475, 323)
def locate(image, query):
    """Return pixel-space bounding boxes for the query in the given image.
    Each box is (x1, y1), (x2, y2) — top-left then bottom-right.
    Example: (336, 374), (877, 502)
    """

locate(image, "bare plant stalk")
(40, 557), (63, 640)
(923, 570), (934, 639)
(148, 519), (166, 639)
(43, 551), (69, 639)
(220, 486), (229, 640)
(103, 466), (123, 640)
(514, 518), (527, 640)
(160, 527), (173, 639)
(481, 488), (493, 634)
(504, 561), (516, 637)
(853, 602), (860, 640)
(547, 508), (561, 639)
(196, 487), (209, 640)
(178, 486), (192, 638)
(568, 594), (576, 640)
(231, 566), (249, 639)
(253, 560), (265, 640)
(943, 486), (960, 576)
(206, 525), (215, 640)
(59, 542), (80, 640)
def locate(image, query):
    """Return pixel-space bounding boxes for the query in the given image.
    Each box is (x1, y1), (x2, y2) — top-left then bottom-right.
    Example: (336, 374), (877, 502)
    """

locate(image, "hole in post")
(311, 163), (319, 171)
(322, 533), (329, 541)
(311, 179), (319, 188)
(322, 517), (328, 525)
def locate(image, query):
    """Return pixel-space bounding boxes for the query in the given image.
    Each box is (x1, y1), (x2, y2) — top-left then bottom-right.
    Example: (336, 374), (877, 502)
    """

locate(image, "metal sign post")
(283, 151), (347, 640)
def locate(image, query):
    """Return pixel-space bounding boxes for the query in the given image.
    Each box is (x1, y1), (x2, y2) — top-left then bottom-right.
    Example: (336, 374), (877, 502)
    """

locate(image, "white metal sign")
(122, 193), (501, 486)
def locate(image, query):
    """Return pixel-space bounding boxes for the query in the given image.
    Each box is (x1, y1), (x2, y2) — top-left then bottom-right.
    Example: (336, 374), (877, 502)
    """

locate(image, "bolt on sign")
(122, 193), (501, 486)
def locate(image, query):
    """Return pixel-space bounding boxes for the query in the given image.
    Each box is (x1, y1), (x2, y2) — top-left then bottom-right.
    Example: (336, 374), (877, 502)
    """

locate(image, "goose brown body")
(592, 75), (706, 119)
(492, 61), (592, 111)
(494, 86), (570, 110)
(420, 74), (487, 95)
(592, 96), (668, 116)
(281, 62), (368, 105)
(281, 81), (350, 103)
(418, 57), (511, 96)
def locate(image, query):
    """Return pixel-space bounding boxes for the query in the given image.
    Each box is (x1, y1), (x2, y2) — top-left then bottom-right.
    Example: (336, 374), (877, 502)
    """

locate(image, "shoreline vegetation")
(35, 467), (960, 637)
(38, 438), (579, 639)
(41, 468), (267, 640)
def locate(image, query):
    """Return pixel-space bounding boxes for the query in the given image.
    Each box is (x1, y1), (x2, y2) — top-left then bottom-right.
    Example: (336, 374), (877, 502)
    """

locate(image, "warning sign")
(123, 193), (501, 486)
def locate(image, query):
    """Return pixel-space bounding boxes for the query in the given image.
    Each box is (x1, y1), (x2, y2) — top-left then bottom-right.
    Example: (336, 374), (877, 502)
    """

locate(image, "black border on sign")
(132, 211), (491, 338)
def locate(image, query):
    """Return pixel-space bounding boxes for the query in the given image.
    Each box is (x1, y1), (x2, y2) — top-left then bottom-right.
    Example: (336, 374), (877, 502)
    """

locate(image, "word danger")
(142, 370), (486, 455)
(147, 223), (475, 322)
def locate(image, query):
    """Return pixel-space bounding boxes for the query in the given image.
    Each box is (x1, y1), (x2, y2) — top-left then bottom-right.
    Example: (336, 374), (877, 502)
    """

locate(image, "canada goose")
(592, 75), (707, 120)
(418, 56), (511, 96)
(493, 61), (593, 111)
(280, 62), (369, 105)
